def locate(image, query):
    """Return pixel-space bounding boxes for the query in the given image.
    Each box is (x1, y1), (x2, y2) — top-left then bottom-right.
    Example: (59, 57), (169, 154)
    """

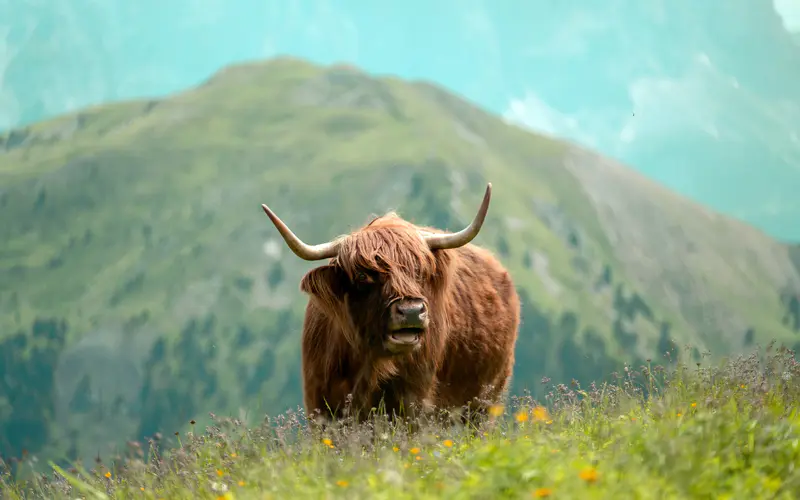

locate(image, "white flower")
(210, 481), (228, 493)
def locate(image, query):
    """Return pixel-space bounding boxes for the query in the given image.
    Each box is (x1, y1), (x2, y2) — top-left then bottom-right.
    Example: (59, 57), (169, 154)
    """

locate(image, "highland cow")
(260, 183), (520, 423)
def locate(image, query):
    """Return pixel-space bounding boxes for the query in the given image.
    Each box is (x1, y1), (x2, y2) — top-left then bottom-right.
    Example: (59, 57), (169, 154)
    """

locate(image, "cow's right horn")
(423, 182), (492, 250)
(261, 204), (339, 261)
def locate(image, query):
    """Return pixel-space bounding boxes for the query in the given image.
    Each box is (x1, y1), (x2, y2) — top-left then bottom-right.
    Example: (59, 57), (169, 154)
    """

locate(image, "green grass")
(4, 344), (800, 499)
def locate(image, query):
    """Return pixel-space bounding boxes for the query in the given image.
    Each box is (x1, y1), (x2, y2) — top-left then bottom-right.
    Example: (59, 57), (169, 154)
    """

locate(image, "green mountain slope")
(1, 57), (799, 466)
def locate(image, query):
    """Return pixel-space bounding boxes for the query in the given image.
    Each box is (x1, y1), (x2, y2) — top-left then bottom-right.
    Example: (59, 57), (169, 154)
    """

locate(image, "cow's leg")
(396, 382), (438, 434)
(492, 355), (515, 406)
(458, 359), (514, 431)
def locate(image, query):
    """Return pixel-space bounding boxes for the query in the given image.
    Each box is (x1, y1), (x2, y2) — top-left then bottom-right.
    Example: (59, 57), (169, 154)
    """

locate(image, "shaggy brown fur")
(297, 212), (520, 423)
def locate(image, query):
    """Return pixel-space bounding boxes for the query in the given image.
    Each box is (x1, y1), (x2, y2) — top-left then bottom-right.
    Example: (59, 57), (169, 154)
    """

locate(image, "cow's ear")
(300, 265), (346, 299)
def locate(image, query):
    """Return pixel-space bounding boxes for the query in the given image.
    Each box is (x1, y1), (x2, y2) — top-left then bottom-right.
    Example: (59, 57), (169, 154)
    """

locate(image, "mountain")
(1, 57), (799, 467)
(5, 0), (800, 243)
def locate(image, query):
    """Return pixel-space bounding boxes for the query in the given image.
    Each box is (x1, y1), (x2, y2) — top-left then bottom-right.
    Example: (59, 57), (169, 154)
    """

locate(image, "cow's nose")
(393, 300), (427, 326)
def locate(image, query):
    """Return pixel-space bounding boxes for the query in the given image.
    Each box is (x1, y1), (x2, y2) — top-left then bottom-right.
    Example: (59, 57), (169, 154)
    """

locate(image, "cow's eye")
(353, 271), (377, 292)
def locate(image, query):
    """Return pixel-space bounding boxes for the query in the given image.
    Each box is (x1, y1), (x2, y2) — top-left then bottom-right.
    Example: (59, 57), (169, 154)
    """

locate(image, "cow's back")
(434, 243), (521, 409)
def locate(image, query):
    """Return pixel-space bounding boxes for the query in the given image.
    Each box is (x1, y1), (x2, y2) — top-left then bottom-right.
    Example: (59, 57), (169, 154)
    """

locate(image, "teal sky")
(3, 0), (800, 240)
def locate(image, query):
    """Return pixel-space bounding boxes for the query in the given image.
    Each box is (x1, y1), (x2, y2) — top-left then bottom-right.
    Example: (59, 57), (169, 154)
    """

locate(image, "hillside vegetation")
(1, 57), (799, 467)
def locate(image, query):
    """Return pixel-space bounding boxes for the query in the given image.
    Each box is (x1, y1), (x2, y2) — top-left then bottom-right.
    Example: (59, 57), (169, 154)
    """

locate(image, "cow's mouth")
(385, 327), (423, 351)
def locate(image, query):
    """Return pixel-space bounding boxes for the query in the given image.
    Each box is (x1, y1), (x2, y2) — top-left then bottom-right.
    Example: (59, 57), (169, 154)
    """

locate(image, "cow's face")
(300, 220), (443, 356)
(345, 265), (431, 355)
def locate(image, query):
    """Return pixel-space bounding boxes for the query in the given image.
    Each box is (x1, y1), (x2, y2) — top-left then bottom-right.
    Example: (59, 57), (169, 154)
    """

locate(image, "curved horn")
(423, 182), (492, 250)
(261, 204), (339, 261)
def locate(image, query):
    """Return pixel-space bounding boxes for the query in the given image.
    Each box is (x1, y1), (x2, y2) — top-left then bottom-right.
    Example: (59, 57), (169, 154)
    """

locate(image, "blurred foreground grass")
(3, 344), (800, 499)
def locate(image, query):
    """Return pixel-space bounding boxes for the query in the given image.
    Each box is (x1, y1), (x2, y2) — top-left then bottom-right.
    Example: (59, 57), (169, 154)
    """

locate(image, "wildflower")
(443, 440), (454, 448)
(230, 453), (237, 458)
(533, 487), (553, 497)
(740, 384), (746, 389)
(140, 487), (145, 492)
(515, 410), (529, 423)
(336, 480), (348, 488)
(488, 405), (504, 417)
(545, 420), (553, 425)
(322, 438), (333, 447)
(677, 412), (682, 417)
(691, 402), (697, 408)
(409, 447), (420, 455)
(238, 480), (245, 487)
(532, 406), (550, 422)
(211, 481), (229, 493)
(392, 446), (399, 452)
(216, 469), (225, 477)
(104, 471), (111, 479)
(415, 456), (423, 461)
(579, 467), (599, 484)
(216, 493), (234, 500)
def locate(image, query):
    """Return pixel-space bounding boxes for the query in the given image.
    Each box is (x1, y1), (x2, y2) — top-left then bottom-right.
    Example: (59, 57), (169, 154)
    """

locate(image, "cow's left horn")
(261, 204), (340, 261)
(423, 182), (492, 250)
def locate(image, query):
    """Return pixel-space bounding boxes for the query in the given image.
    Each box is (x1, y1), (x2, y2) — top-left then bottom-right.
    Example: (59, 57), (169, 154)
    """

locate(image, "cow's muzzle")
(385, 298), (428, 354)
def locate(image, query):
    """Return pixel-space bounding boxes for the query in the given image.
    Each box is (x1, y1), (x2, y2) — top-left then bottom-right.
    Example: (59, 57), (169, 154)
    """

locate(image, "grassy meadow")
(3, 343), (800, 499)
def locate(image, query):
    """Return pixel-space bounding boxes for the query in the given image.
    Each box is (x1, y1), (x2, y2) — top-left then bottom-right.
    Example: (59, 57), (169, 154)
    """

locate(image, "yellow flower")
(533, 487), (553, 497)
(677, 412), (682, 417)
(140, 487), (145, 492)
(230, 453), (237, 458)
(392, 446), (399, 452)
(322, 438), (333, 447)
(415, 456), (423, 461)
(740, 384), (746, 389)
(217, 493), (234, 500)
(336, 480), (349, 488)
(104, 471), (111, 479)
(443, 439), (454, 448)
(579, 467), (599, 484)
(515, 410), (529, 423)
(532, 406), (550, 422)
(488, 405), (504, 417)
(216, 469), (225, 477)
(409, 447), (420, 455)
(691, 402), (697, 408)
(238, 480), (245, 487)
